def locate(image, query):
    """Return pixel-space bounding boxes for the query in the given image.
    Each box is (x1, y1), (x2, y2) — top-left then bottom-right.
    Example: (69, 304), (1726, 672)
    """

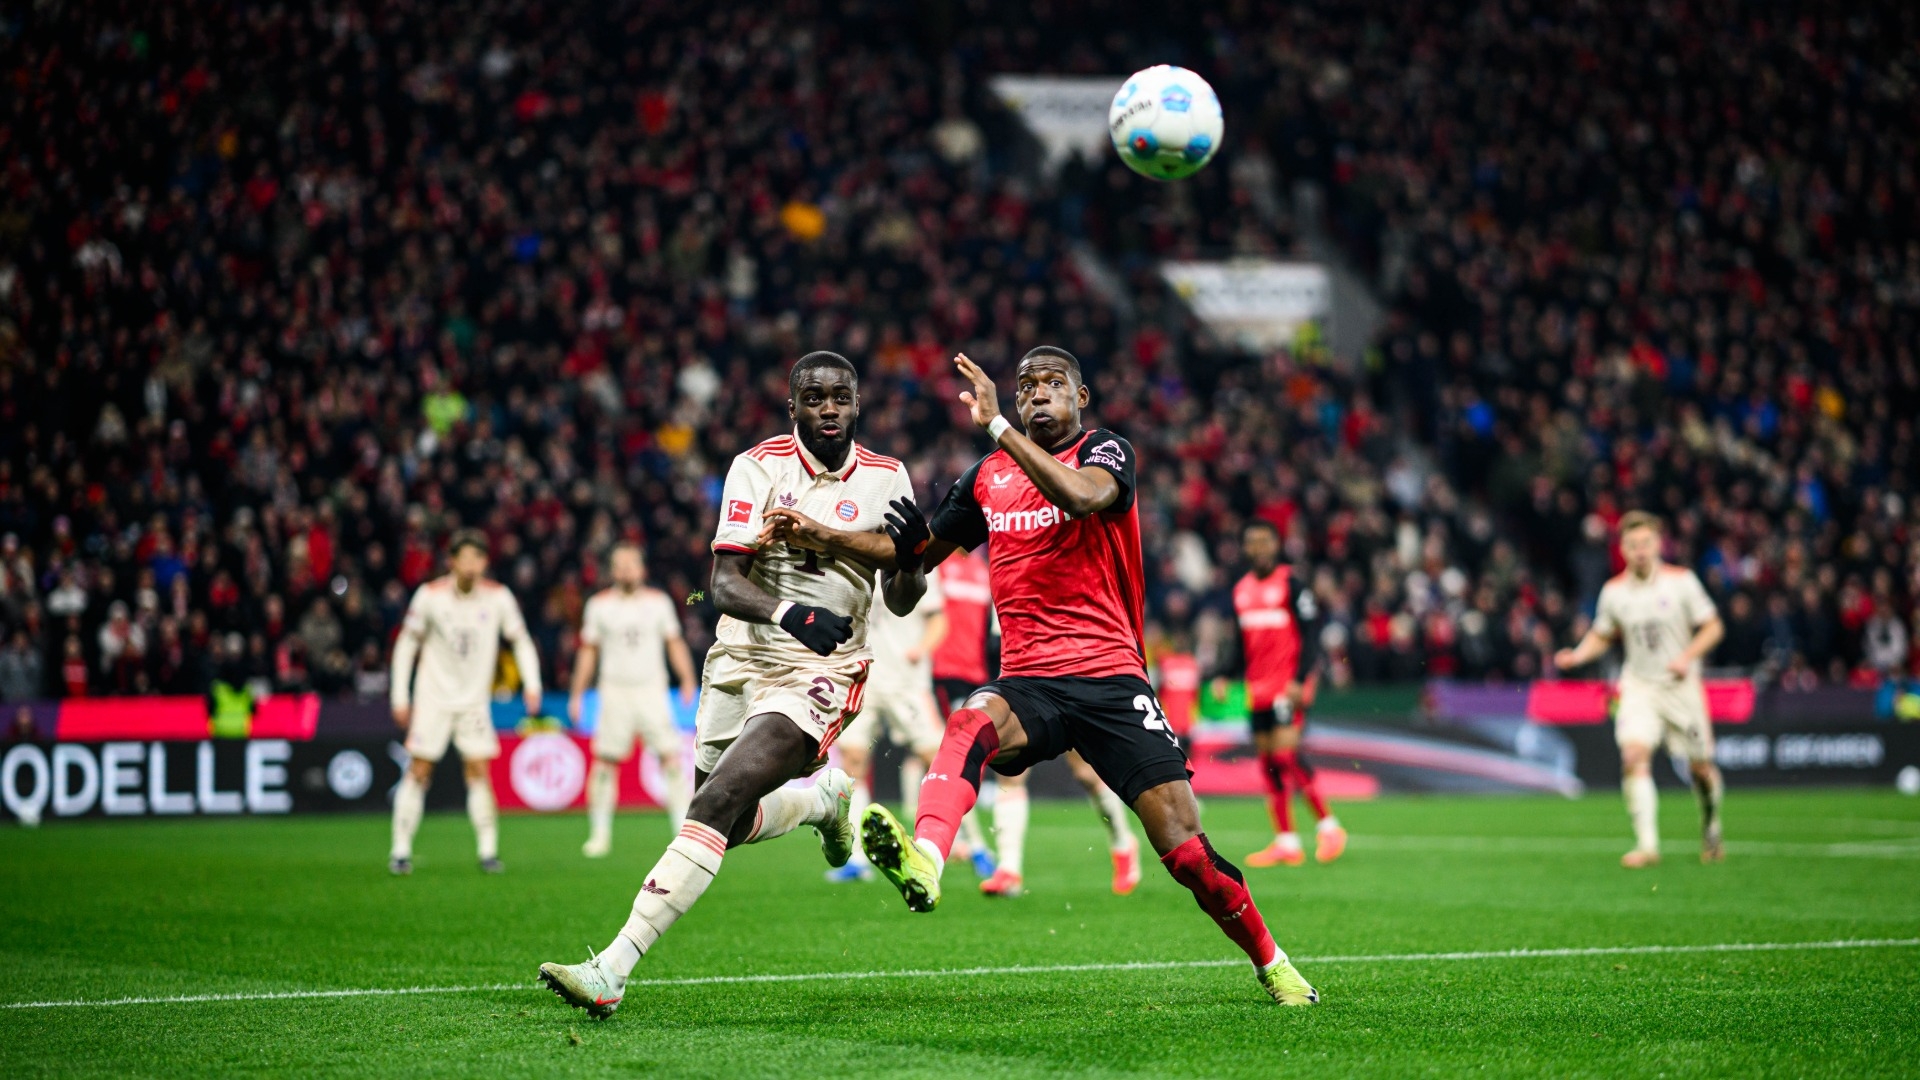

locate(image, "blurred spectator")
(0, 631), (42, 701)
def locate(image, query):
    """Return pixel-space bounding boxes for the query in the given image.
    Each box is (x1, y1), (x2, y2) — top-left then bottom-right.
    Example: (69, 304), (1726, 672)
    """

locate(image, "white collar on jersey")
(793, 428), (860, 481)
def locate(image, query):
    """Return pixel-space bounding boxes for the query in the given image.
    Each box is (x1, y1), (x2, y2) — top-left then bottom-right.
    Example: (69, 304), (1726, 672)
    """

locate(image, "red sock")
(1277, 750), (1330, 821)
(1259, 752), (1293, 834)
(1162, 834), (1278, 969)
(913, 708), (1000, 859)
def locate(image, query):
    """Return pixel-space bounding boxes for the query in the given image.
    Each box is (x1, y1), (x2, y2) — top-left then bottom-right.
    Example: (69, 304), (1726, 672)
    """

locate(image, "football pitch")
(3, 791), (1917, 1078)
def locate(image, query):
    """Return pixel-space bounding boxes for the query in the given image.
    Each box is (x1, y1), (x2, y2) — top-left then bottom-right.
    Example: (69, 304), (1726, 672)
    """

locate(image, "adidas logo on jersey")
(986, 505), (1065, 534)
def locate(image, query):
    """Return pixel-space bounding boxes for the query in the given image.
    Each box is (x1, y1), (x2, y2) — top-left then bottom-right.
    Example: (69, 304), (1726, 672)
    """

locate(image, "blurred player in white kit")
(827, 570), (992, 882)
(388, 530), (543, 875)
(571, 541), (698, 855)
(1555, 511), (1727, 867)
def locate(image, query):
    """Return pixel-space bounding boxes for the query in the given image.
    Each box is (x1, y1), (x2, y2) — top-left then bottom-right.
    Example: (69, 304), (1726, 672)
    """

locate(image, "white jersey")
(709, 432), (914, 664)
(390, 576), (543, 710)
(868, 567), (944, 693)
(581, 586), (682, 688)
(1592, 566), (1719, 684)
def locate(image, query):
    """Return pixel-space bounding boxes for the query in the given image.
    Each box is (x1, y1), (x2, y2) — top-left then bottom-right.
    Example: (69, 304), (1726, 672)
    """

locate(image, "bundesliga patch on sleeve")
(726, 499), (753, 525)
(1085, 438), (1127, 470)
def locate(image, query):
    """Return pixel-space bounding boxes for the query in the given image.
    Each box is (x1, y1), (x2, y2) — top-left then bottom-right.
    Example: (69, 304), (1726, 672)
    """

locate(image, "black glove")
(779, 603), (853, 657)
(884, 498), (932, 573)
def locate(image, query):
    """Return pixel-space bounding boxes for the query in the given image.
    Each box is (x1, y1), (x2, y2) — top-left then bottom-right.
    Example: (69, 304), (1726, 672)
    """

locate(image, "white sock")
(1090, 785), (1134, 853)
(390, 772), (426, 859)
(661, 754), (691, 832)
(741, 783), (832, 845)
(959, 808), (990, 856)
(914, 837), (946, 878)
(1317, 814), (1342, 833)
(1277, 831), (1301, 850)
(900, 757), (926, 821)
(994, 786), (1029, 876)
(605, 821), (726, 976)
(848, 780), (872, 864)
(1624, 774), (1659, 853)
(587, 763), (617, 845)
(468, 780), (499, 861)
(1256, 944), (1288, 974)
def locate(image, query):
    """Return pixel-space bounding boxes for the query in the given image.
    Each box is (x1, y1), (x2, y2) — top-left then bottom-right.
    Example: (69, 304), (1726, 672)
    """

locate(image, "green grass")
(2, 790), (1918, 1078)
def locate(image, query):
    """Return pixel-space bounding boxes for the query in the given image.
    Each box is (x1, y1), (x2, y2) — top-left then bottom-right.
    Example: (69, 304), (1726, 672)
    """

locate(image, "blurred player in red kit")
(1217, 519), (1345, 867)
(780, 347), (1317, 1004)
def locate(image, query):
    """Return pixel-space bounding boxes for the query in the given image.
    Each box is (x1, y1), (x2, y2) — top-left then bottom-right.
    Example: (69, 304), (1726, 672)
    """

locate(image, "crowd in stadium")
(0, 0), (1915, 703)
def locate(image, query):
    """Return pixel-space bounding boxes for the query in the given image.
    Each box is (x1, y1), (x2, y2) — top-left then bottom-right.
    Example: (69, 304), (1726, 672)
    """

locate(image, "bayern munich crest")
(835, 499), (858, 521)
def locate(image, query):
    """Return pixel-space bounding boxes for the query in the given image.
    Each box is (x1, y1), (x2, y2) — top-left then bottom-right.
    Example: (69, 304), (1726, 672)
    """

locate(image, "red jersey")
(929, 429), (1146, 680)
(1231, 566), (1321, 710)
(1155, 652), (1199, 736)
(931, 550), (992, 685)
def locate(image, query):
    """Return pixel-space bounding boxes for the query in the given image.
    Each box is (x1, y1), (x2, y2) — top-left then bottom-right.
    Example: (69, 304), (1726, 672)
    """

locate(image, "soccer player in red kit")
(1220, 519), (1345, 867)
(774, 347), (1317, 1005)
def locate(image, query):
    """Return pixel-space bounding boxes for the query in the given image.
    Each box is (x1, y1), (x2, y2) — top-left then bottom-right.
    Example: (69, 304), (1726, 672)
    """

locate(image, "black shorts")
(934, 678), (979, 717)
(1248, 699), (1308, 736)
(980, 674), (1192, 804)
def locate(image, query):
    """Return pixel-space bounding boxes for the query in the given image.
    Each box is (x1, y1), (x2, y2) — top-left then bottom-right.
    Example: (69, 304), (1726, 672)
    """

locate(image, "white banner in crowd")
(1160, 260), (1332, 351)
(988, 74), (1124, 173)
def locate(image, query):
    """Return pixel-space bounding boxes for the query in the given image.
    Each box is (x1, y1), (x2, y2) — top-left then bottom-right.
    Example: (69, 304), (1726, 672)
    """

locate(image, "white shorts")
(841, 682), (943, 757)
(1615, 677), (1714, 761)
(694, 646), (871, 775)
(592, 684), (681, 763)
(405, 704), (499, 763)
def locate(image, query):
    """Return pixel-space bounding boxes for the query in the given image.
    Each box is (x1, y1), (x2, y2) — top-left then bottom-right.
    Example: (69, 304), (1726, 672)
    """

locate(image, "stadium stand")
(0, 0), (1914, 704)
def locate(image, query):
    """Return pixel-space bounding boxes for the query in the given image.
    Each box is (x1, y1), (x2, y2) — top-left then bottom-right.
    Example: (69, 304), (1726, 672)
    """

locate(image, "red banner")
(50, 694), (322, 741)
(1525, 679), (1755, 724)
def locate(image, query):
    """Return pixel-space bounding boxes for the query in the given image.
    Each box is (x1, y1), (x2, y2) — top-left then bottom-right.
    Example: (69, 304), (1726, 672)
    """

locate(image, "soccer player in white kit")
(1555, 511), (1727, 867)
(571, 541), (698, 855)
(388, 531), (543, 875)
(539, 352), (929, 1018)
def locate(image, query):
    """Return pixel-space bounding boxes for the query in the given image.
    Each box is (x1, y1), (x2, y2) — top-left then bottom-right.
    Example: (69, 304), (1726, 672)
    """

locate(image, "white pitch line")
(5, 938), (1916, 1011)
(1350, 835), (1920, 859)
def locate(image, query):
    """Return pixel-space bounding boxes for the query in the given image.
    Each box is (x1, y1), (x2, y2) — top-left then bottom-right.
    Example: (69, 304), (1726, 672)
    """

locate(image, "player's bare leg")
(1619, 742), (1662, 868)
(461, 757), (502, 873)
(389, 756), (433, 875)
(1130, 779), (1316, 1004)
(1272, 724), (1343, 863)
(866, 690), (1028, 912)
(540, 715), (852, 1018)
(1691, 757), (1725, 863)
(584, 756), (621, 858)
(1246, 727), (1304, 867)
(656, 742), (692, 832)
(1066, 751), (1141, 894)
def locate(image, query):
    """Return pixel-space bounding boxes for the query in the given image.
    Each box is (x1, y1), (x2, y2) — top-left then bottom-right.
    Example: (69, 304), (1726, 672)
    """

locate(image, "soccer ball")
(1108, 65), (1224, 181)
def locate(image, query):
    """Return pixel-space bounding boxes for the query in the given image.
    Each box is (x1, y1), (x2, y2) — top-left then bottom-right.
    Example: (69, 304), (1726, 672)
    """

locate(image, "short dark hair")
(447, 529), (489, 557)
(1019, 345), (1082, 384)
(789, 351), (857, 396)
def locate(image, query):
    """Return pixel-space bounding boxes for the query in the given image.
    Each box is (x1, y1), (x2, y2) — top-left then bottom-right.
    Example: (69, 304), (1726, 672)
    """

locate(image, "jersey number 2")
(1134, 694), (1178, 746)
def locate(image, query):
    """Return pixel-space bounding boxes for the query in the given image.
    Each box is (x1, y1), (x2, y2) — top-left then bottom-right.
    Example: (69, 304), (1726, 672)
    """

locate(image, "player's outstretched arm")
(953, 353), (1118, 516)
